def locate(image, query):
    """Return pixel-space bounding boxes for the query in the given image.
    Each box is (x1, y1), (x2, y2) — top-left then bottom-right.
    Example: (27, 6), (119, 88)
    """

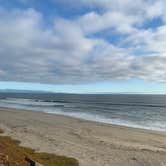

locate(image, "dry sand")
(1, 108), (166, 166)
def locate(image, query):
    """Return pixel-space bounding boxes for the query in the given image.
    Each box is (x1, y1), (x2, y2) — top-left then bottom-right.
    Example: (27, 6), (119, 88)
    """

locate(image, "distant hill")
(0, 89), (52, 94)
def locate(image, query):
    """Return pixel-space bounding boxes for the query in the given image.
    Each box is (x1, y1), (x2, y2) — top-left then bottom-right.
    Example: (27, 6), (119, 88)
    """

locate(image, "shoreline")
(0, 106), (166, 133)
(1, 107), (166, 166)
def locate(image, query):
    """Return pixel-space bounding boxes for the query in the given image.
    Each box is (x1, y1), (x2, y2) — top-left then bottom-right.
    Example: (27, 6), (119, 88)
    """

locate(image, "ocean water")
(0, 93), (166, 131)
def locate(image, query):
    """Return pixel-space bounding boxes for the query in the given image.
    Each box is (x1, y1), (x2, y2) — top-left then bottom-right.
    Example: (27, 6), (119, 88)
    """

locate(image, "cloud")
(0, 1), (166, 84)
(0, 8), (97, 83)
(133, 54), (166, 83)
(76, 11), (139, 34)
(55, 0), (166, 19)
(125, 25), (166, 54)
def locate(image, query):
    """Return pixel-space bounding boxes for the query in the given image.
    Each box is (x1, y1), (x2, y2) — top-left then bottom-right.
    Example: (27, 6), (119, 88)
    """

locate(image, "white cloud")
(76, 11), (138, 34)
(146, 1), (164, 19)
(54, 18), (95, 56)
(125, 25), (166, 54)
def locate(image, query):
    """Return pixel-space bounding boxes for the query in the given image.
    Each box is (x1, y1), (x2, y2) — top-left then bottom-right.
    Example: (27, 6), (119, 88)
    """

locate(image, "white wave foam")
(45, 109), (166, 132)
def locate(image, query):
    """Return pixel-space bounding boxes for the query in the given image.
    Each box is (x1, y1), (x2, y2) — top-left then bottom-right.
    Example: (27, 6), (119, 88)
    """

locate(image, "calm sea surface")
(0, 93), (166, 131)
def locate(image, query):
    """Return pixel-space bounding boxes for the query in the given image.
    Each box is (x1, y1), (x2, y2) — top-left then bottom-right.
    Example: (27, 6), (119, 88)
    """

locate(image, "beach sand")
(0, 108), (166, 166)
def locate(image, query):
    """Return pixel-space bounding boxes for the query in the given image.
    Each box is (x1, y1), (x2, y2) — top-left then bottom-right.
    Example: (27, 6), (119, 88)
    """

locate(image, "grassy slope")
(0, 129), (79, 166)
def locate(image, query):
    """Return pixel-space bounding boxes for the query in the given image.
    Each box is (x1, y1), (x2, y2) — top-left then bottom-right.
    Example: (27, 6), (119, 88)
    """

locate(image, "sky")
(0, 0), (166, 93)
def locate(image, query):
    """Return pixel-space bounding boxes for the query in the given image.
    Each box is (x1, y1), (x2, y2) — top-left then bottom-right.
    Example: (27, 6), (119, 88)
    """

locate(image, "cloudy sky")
(0, 0), (166, 93)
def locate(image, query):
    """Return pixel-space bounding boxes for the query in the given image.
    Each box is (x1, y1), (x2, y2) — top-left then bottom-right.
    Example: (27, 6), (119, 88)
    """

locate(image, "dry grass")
(0, 129), (79, 166)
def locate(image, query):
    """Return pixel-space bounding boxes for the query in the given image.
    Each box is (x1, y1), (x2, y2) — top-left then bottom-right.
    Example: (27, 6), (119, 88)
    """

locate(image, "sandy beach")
(1, 108), (166, 166)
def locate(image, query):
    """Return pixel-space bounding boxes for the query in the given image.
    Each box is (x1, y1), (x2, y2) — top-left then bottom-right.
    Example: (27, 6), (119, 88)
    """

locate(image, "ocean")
(0, 93), (166, 131)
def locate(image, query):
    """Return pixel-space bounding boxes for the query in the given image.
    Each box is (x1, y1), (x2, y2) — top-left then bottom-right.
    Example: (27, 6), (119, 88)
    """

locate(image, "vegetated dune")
(0, 128), (79, 166)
